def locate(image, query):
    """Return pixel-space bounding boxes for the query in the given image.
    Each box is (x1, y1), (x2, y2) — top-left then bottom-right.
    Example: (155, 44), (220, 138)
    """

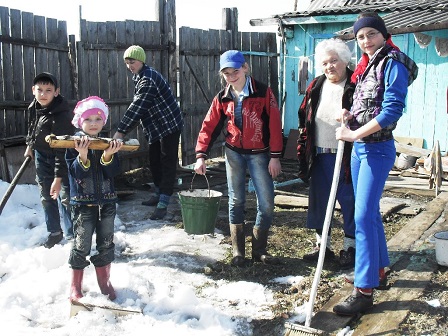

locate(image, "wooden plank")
(46, 18), (59, 78)
(22, 12), (35, 102)
(274, 194), (309, 208)
(10, 9), (23, 104)
(97, 22), (109, 99)
(87, 21), (99, 96)
(57, 20), (70, 98)
(0, 6), (7, 103)
(395, 141), (431, 157)
(33, 15), (47, 73)
(352, 256), (435, 335)
(394, 136), (424, 148)
(115, 21), (128, 100)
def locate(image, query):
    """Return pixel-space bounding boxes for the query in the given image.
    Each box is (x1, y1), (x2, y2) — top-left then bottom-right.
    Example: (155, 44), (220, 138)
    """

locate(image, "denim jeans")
(351, 140), (395, 289)
(307, 153), (355, 238)
(225, 147), (274, 230)
(69, 203), (116, 269)
(34, 150), (73, 236)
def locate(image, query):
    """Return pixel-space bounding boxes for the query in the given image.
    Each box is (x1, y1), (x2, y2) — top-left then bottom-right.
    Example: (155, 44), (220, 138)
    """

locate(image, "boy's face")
(125, 59), (144, 74)
(81, 115), (104, 137)
(32, 82), (59, 107)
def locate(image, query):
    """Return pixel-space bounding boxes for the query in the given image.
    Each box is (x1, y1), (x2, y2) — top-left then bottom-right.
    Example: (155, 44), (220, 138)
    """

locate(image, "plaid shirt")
(117, 65), (183, 143)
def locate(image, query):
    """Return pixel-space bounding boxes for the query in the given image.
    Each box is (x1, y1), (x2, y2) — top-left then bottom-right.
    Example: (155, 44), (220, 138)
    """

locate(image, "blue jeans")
(351, 140), (395, 289)
(69, 203), (116, 269)
(34, 150), (73, 236)
(307, 153), (355, 237)
(225, 148), (274, 230)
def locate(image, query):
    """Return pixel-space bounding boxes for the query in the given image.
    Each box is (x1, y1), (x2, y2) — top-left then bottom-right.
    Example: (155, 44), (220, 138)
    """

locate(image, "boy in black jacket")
(24, 72), (75, 248)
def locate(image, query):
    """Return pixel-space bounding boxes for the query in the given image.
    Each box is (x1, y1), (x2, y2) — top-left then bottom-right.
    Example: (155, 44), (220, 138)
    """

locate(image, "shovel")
(284, 121), (346, 336)
(0, 155), (32, 215)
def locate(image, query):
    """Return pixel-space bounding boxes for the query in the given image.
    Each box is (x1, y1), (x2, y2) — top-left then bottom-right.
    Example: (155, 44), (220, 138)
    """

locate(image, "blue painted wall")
(282, 20), (448, 152)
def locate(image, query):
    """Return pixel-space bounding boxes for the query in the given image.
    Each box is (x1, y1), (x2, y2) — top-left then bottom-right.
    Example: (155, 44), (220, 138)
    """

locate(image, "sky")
(0, 180), (323, 336)
(0, 0), (309, 38)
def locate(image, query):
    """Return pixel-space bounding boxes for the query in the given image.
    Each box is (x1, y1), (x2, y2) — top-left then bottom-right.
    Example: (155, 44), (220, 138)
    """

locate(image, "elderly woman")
(297, 38), (356, 270)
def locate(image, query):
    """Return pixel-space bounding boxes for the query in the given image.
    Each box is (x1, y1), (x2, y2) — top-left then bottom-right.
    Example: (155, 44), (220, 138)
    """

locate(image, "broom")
(284, 121), (346, 336)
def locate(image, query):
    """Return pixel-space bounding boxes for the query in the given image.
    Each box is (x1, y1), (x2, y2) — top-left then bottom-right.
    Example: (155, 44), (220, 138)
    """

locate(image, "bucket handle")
(190, 173), (211, 198)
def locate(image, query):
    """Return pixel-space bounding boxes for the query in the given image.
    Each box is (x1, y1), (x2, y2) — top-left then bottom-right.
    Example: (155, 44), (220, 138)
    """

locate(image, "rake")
(284, 122), (346, 336)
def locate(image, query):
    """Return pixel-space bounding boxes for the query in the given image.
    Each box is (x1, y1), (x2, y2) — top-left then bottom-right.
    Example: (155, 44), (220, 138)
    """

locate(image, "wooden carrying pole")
(45, 135), (140, 151)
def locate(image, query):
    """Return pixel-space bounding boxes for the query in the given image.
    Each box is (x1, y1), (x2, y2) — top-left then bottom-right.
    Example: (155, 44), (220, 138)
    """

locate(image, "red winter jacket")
(195, 77), (283, 159)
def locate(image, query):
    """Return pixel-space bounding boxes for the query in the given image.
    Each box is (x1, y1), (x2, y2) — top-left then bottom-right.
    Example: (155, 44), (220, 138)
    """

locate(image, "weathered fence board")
(1, 2), (279, 180)
(178, 23), (279, 166)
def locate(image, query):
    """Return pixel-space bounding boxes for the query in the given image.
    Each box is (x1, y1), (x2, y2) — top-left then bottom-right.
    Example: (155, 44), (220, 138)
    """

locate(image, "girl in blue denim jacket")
(66, 96), (123, 303)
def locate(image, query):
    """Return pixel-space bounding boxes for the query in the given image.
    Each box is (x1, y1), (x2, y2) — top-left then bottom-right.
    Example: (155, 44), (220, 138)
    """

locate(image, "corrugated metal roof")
(274, 0), (448, 35)
(335, 4), (448, 36)
(286, 0), (448, 17)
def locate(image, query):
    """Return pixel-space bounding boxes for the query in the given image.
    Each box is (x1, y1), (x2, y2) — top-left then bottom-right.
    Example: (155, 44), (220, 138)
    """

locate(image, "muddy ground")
(115, 159), (448, 335)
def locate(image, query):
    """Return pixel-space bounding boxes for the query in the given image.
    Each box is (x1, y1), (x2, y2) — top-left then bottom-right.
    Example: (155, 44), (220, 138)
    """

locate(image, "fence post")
(222, 8), (238, 50)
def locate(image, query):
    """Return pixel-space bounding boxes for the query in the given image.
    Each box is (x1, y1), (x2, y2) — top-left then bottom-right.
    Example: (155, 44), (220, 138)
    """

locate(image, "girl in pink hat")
(66, 96), (123, 302)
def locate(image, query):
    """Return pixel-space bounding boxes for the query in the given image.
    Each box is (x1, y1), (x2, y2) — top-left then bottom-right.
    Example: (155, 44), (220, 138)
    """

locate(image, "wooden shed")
(251, 0), (448, 153)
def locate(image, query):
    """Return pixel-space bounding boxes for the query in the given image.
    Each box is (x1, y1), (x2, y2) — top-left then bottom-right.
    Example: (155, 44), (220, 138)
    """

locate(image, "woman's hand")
(336, 108), (352, 123)
(336, 124), (356, 142)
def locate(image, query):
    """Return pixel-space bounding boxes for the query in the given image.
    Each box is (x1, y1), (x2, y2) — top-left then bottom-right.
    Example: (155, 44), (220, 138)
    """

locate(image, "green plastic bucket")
(178, 174), (222, 234)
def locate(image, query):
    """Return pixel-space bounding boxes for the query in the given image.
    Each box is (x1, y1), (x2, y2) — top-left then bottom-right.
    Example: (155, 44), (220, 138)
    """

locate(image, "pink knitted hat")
(72, 96), (109, 128)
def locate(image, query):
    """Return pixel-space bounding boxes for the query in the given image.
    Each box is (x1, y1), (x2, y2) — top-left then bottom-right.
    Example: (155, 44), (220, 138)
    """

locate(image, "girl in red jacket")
(194, 50), (283, 267)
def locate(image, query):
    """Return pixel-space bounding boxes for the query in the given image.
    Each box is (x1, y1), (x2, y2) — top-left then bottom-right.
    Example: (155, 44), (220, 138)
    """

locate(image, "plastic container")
(434, 231), (448, 266)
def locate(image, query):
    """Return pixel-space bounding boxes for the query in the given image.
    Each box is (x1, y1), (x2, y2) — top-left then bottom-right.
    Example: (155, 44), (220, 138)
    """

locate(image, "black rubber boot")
(230, 224), (245, 267)
(251, 228), (280, 265)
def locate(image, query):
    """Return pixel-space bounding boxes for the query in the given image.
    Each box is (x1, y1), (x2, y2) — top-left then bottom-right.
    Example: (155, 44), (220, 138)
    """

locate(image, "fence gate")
(178, 26), (279, 166)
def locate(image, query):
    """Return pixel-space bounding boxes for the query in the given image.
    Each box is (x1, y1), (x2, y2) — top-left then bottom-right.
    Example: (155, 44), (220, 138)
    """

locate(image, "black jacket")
(26, 95), (75, 178)
(297, 69), (355, 182)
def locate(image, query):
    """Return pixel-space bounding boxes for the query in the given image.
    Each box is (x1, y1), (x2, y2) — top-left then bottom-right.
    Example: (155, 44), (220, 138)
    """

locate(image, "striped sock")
(157, 194), (170, 208)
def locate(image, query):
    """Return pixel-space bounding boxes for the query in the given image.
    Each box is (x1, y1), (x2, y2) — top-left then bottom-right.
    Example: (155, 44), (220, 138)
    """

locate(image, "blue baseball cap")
(219, 50), (245, 71)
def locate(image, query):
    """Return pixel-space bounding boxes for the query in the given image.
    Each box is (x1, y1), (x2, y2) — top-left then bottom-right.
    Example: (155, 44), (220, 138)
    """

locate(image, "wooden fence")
(0, 2), (279, 182)
(178, 10), (279, 165)
(0, 1), (176, 182)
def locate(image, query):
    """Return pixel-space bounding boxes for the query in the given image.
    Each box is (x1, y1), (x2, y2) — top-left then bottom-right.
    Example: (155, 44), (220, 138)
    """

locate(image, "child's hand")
(50, 178), (62, 200)
(74, 136), (90, 154)
(104, 139), (123, 155)
(102, 139), (123, 163)
(194, 158), (206, 175)
(75, 136), (90, 165)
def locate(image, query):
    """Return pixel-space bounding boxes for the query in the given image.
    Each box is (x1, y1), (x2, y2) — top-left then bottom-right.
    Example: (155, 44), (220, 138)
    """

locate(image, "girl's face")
(356, 27), (385, 58)
(221, 64), (247, 90)
(125, 59), (144, 74)
(81, 115), (104, 136)
(320, 51), (348, 83)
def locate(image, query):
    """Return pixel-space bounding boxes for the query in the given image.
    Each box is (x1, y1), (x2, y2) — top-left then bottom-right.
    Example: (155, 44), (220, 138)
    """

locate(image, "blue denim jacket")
(66, 132), (121, 205)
